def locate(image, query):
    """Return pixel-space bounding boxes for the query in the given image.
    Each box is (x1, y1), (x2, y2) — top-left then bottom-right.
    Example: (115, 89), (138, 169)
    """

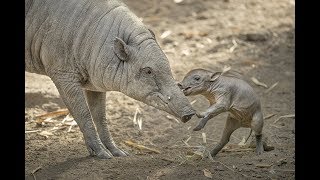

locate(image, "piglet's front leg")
(193, 103), (227, 131)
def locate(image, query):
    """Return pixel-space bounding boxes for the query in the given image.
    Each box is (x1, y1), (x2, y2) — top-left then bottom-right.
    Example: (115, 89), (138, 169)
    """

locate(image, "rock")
(162, 38), (174, 45)
(41, 102), (60, 112)
(196, 14), (208, 20)
(276, 158), (287, 166)
(240, 32), (268, 42)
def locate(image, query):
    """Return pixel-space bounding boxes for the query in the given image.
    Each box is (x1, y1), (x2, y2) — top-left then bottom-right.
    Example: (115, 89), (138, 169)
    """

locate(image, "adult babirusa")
(25, 0), (195, 159)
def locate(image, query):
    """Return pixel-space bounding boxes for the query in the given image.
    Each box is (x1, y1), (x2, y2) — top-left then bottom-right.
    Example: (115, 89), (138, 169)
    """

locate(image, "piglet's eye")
(142, 67), (153, 76)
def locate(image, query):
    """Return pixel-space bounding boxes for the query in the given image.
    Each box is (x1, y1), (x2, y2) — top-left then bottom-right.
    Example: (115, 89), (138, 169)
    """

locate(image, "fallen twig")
(222, 148), (254, 153)
(35, 109), (69, 119)
(264, 114), (276, 120)
(264, 82), (279, 93)
(251, 77), (268, 88)
(270, 124), (284, 129)
(49, 126), (68, 131)
(35, 109), (69, 125)
(185, 136), (191, 144)
(31, 166), (41, 180)
(25, 130), (42, 134)
(195, 137), (218, 142)
(168, 145), (205, 149)
(182, 139), (190, 147)
(273, 168), (295, 172)
(229, 39), (238, 53)
(166, 115), (180, 123)
(202, 133), (207, 144)
(273, 114), (295, 124)
(161, 157), (175, 163)
(124, 140), (160, 154)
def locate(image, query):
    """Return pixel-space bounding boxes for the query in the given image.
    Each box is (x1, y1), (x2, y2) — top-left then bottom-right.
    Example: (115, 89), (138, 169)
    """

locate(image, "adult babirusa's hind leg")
(85, 90), (128, 157)
(251, 112), (264, 155)
(210, 114), (241, 157)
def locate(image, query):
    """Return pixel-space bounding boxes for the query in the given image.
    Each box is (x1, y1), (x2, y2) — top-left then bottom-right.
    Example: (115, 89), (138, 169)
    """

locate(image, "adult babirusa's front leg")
(51, 74), (112, 159)
(85, 90), (128, 157)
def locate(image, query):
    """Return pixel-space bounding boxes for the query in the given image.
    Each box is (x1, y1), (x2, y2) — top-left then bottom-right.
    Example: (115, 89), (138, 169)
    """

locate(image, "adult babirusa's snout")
(166, 85), (196, 123)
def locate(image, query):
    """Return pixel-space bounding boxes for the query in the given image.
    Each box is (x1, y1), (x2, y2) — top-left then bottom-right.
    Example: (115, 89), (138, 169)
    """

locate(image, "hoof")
(96, 150), (113, 159)
(111, 149), (129, 157)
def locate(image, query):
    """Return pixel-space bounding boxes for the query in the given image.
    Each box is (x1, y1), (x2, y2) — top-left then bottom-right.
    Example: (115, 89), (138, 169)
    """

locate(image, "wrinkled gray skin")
(178, 68), (264, 157)
(25, 0), (195, 159)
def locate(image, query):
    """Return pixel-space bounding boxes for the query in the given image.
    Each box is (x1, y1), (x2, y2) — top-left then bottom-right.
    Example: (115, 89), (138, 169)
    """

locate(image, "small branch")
(25, 130), (41, 134)
(273, 114), (295, 124)
(222, 148), (254, 153)
(264, 114), (276, 120)
(273, 168), (295, 172)
(31, 166), (41, 180)
(264, 82), (279, 93)
(270, 124), (284, 129)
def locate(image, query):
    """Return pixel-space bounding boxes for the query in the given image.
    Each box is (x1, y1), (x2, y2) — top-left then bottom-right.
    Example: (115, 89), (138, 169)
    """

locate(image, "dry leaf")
(203, 169), (212, 178)
(181, 49), (191, 56)
(206, 38), (213, 44)
(202, 133), (207, 144)
(160, 30), (172, 39)
(251, 77), (268, 88)
(174, 0), (184, 3)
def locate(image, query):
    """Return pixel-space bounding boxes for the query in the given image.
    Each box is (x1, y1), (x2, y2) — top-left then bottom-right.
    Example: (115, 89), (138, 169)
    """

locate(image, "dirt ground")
(25, 0), (295, 179)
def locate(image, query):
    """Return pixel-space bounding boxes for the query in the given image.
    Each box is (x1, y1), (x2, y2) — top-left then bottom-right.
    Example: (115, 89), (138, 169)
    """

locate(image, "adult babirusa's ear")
(113, 37), (129, 61)
(148, 28), (156, 39)
(210, 72), (221, 82)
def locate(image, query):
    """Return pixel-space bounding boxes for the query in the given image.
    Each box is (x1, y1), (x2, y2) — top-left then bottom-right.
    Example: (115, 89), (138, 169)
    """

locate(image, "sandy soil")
(25, 0), (295, 179)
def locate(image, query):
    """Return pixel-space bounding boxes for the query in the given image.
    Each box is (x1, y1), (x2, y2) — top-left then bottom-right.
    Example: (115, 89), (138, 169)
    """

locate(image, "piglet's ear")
(113, 37), (129, 61)
(210, 72), (221, 82)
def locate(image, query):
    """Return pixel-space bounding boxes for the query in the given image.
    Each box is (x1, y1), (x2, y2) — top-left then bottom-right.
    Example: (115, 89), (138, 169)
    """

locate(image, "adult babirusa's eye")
(194, 76), (200, 81)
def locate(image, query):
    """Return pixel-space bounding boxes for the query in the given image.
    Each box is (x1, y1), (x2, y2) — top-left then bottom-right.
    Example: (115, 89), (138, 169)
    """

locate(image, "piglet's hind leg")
(251, 112), (264, 155)
(210, 114), (240, 157)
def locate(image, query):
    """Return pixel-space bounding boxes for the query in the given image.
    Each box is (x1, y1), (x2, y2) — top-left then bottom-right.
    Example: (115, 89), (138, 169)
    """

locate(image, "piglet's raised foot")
(178, 68), (264, 157)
